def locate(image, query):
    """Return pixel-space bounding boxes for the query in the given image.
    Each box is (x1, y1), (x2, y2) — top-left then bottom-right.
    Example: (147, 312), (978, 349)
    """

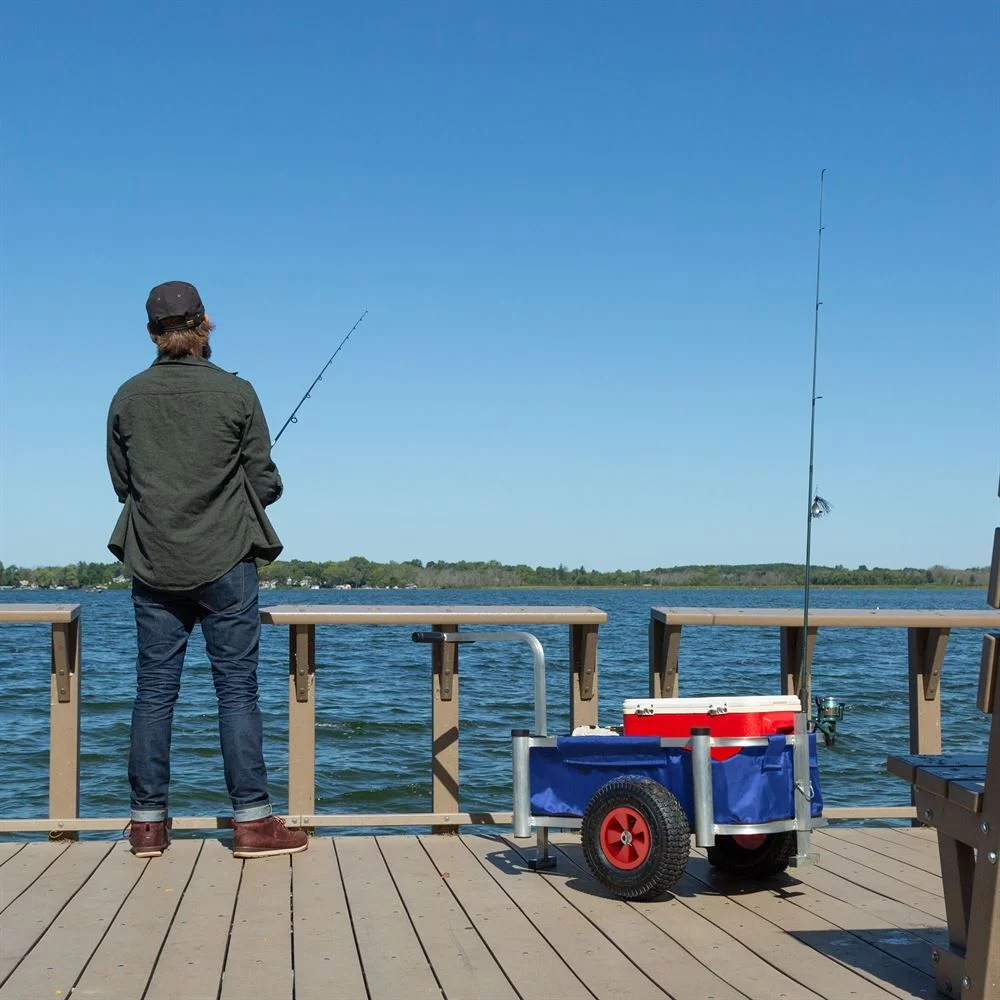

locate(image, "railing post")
(288, 624), (316, 822)
(988, 526), (999, 609)
(648, 619), (681, 698)
(49, 617), (80, 838)
(569, 623), (599, 729)
(780, 625), (818, 713)
(431, 622), (459, 833)
(908, 626), (948, 755)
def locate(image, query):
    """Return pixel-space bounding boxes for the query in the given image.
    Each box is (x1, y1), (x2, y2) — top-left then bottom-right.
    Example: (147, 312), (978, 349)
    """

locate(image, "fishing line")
(271, 310), (368, 445)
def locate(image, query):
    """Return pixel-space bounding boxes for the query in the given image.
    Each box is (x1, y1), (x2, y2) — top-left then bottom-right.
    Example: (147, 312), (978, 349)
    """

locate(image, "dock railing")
(5, 601), (1000, 834)
(0, 604), (605, 835)
(0, 604), (81, 829)
(649, 606), (1000, 820)
(259, 605), (604, 833)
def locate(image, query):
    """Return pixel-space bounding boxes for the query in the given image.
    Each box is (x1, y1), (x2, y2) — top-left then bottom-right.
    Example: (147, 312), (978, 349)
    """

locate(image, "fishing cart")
(413, 629), (825, 901)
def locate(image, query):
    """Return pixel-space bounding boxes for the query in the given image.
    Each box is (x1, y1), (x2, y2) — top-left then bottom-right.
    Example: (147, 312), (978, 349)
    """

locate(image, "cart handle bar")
(411, 630), (548, 736)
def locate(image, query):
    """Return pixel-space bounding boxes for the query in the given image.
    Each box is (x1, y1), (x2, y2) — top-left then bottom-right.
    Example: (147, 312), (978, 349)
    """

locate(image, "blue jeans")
(129, 560), (272, 823)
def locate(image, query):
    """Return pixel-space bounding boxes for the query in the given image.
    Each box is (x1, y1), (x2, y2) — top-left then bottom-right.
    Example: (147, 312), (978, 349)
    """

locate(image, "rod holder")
(413, 630), (548, 737)
(790, 711), (820, 867)
(412, 631), (477, 644)
(690, 727), (714, 847)
(511, 729), (532, 838)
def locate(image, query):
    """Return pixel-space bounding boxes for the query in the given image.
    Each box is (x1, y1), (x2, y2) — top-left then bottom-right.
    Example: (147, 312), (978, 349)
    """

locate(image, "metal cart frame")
(412, 628), (825, 874)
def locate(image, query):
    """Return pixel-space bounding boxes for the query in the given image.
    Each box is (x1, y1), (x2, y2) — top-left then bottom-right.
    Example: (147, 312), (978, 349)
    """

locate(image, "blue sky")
(1, 2), (997, 572)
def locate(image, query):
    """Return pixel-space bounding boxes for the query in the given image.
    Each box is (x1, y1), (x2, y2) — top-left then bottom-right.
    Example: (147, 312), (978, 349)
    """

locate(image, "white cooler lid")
(623, 695), (801, 715)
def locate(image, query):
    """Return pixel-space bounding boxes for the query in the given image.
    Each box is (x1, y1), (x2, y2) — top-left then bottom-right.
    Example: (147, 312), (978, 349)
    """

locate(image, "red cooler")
(622, 695), (802, 760)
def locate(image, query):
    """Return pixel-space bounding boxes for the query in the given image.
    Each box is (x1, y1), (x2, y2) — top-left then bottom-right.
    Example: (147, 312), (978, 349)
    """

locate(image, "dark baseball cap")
(146, 281), (205, 331)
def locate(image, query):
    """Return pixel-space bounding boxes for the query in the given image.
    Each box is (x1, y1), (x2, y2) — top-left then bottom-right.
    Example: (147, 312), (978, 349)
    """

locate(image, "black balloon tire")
(581, 776), (690, 901)
(706, 831), (797, 877)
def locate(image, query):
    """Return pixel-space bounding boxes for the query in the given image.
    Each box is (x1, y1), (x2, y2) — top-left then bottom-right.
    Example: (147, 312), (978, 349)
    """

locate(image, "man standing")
(107, 280), (307, 859)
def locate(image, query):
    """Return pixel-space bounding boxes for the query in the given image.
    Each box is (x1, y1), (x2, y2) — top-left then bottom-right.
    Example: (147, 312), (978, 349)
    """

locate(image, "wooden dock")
(0, 826), (948, 1000)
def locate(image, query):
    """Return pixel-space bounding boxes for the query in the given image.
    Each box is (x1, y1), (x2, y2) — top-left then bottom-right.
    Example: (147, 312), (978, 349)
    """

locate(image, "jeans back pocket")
(198, 560), (256, 614)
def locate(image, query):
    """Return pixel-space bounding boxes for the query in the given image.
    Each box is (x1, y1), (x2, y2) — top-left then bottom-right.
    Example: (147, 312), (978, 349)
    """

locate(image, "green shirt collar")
(151, 355), (235, 374)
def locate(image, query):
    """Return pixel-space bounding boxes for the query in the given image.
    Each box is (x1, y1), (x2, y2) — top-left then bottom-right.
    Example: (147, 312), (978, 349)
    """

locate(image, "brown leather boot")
(128, 820), (169, 858)
(232, 815), (308, 859)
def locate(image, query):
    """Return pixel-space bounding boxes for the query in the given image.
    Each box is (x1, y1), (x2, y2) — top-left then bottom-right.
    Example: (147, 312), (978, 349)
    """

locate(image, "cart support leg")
(529, 826), (557, 870)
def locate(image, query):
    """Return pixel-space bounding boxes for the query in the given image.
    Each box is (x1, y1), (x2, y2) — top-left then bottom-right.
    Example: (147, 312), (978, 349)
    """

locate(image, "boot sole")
(233, 843), (309, 859)
(131, 847), (165, 858)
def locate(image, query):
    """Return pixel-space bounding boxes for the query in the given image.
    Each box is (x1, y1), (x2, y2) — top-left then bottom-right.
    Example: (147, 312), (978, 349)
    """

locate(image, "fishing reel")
(812, 695), (846, 747)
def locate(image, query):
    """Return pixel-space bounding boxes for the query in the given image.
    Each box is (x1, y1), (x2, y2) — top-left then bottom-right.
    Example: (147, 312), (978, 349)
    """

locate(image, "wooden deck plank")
(0, 831), (958, 1000)
(824, 828), (941, 876)
(559, 843), (920, 997)
(619, 849), (897, 999)
(0, 841), (69, 913)
(779, 856), (948, 948)
(676, 856), (913, 1000)
(336, 835), (441, 1000)
(0, 841), (115, 983)
(0, 842), (139, 996)
(144, 839), (242, 1000)
(688, 851), (938, 996)
(665, 880), (893, 999)
(699, 853), (940, 977)
(462, 833), (672, 1000)
(70, 839), (201, 999)
(803, 844), (946, 922)
(549, 834), (847, 1000)
(377, 834), (517, 1000)
(539, 834), (801, 1000)
(855, 827), (941, 856)
(0, 844), (26, 868)
(503, 840), (723, 1000)
(219, 855), (293, 1000)
(812, 832), (944, 897)
(420, 834), (592, 1000)
(290, 838), (367, 1000)
(893, 826), (938, 841)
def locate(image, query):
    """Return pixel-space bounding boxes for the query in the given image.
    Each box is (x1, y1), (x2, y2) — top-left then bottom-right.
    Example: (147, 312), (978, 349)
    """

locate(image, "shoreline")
(1, 583), (986, 593)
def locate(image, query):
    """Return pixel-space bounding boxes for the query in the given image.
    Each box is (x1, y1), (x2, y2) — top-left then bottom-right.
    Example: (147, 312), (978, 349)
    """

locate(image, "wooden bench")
(258, 604), (607, 830)
(0, 603), (81, 833)
(886, 516), (1000, 999)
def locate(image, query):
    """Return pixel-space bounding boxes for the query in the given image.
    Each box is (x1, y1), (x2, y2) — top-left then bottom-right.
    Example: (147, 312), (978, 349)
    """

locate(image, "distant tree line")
(0, 557), (989, 590)
(0, 561), (131, 589)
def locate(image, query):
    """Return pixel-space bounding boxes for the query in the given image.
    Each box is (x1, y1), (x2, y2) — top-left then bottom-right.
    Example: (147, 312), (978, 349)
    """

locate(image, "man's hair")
(153, 317), (215, 358)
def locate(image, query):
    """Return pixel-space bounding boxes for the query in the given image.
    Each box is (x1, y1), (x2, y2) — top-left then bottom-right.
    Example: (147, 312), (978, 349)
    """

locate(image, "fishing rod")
(802, 170), (830, 720)
(272, 310), (368, 445)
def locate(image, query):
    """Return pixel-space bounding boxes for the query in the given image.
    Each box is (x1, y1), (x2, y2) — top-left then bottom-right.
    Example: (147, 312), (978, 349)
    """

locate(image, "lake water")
(0, 587), (992, 831)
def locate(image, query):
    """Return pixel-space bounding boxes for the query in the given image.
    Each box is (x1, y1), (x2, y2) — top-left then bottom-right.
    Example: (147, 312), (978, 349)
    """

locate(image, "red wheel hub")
(599, 806), (651, 869)
(732, 833), (767, 850)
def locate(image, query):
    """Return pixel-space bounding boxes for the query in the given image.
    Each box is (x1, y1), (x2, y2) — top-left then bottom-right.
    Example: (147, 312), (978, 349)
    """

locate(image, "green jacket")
(107, 355), (283, 590)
